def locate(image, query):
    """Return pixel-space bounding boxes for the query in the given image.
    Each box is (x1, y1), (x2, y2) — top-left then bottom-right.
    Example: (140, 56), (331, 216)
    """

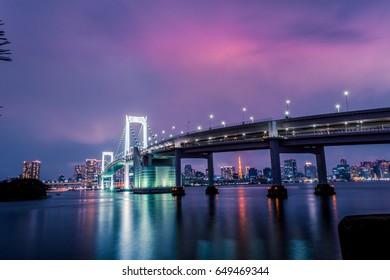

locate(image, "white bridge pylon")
(101, 151), (114, 189)
(125, 115), (148, 154)
(124, 115), (148, 189)
(101, 116), (148, 190)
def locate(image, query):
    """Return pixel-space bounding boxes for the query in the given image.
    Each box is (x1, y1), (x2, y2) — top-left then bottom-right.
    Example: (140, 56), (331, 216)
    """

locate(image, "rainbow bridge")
(101, 107), (390, 197)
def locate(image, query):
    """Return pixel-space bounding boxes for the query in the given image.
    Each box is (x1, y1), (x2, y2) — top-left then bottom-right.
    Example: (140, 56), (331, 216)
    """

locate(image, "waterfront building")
(22, 160), (41, 180)
(85, 159), (101, 183)
(73, 164), (86, 182)
(283, 159), (297, 181)
(304, 161), (317, 179)
(221, 166), (235, 180)
(114, 167), (125, 186)
(332, 159), (351, 181)
(58, 174), (65, 182)
(350, 165), (359, 180)
(245, 166), (251, 178)
(263, 167), (272, 179)
(379, 161), (390, 179)
(248, 167), (258, 181)
(359, 161), (373, 179)
(184, 164), (192, 178)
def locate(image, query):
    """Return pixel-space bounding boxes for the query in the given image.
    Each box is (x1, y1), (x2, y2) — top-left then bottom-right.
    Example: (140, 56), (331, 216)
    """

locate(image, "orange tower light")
(238, 156), (243, 180)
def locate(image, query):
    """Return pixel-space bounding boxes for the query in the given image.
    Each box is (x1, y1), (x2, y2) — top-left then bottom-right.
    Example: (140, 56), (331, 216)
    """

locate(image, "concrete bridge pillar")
(172, 149), (185, 196)
(268, 139), (287, 198)
(270, 140), (282, 185)
(314, 146), (335, 196)
(110, 175), (114, 189)
(206, 152), (218, 194)
(100, 175), (104, 189)
(315, 146), (327, 184)
(124, 163), (130, 189)
(175, 149), (182, 187)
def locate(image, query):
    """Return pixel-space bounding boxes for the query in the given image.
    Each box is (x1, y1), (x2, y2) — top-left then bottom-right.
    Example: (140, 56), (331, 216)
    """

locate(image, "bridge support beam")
(124, 163), (130, 190)
(100, 176), (104, 189)
(205, 152), (218, 195)
(110, 175), (114, 190)
(268, 139), (287, 198)
(314, 146), (335, 196)
(172, 150), (185, 196)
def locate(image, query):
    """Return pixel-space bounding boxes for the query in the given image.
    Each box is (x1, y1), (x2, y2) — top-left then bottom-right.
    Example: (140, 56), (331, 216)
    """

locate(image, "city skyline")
(14, 154), (390, 183)
(1, 1), (390, 180)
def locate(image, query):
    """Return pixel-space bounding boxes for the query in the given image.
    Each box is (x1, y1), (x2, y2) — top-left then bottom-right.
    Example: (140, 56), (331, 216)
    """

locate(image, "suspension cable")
(115, 125), (126, 158)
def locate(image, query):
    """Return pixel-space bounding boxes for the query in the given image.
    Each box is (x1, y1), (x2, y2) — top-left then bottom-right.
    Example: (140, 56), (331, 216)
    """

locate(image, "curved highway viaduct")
(146, 107), (390, 197)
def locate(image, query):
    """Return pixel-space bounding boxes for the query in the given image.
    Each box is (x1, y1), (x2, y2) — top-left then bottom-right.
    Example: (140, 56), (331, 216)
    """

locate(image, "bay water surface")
(1, 182), (390, 260)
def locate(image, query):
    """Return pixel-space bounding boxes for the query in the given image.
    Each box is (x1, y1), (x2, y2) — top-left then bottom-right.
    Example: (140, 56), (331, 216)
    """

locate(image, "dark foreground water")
(1, 182), (390, 260)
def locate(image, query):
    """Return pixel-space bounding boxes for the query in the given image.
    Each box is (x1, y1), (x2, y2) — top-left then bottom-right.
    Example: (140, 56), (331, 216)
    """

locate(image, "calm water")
(1, 182), (390, 260)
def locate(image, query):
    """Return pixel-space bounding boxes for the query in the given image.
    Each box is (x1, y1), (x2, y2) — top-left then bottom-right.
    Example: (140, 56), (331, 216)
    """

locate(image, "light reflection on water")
(1, 182), (390, 260)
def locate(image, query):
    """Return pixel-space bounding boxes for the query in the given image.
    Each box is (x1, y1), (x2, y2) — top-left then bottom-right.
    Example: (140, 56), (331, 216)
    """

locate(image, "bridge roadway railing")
(146, 107), (390, 152)
(183, 117), (272, 136)
(285, 123), (390, 138)
(147, 122), (390, 152)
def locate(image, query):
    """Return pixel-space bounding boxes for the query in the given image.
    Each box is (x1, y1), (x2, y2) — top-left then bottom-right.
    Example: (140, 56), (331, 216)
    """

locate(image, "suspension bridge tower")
(123, 115), (148, 189)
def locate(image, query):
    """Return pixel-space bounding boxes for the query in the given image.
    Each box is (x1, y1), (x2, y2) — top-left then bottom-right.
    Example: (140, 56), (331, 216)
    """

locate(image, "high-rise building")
(263, 167), (272, 179)
(245, 166), (251, 178)
(248, 167), (258, 181)
(184, 164), (192, 178)
(73, 164), (86, 182)
(221, 166), (235, 180)
(283, 159), (297, 181)
(58, 174), (65, 182)
(22, 160), (41, 180)
(350, 165), (359, 180)
(373, 160), (387, 179)
(332, 159), (351, 181)
(379, 162), (389, 179)
(304, 162), (317, 179)
(85, 159), (101, 182)
(359, 161), (373, 179)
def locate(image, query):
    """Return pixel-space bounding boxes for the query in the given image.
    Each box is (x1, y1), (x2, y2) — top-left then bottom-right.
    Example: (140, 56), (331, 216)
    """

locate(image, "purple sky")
(1, 0), (390, 180)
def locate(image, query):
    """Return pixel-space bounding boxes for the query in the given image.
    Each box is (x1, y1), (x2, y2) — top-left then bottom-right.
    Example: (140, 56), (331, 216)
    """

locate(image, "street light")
(209, 114), (214, 129)
(221, 121), (226, 127)
(172, 126), (175, 137)
(242, 107), (246, 123)
(250, 116), (254, 123)
(344, 91), (349, 111)
(197, 125), (202, 131)
(285, 100), (290, 118)
(336, 104), (340, 112)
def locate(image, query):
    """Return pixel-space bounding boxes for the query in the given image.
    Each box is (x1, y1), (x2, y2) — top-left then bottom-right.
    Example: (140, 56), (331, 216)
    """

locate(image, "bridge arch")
(123, 115), (148, 189)
(125, 115), (148, 155)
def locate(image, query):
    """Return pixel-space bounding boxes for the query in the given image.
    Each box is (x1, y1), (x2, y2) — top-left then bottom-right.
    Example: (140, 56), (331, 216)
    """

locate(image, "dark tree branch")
(0, 20), (11, 62)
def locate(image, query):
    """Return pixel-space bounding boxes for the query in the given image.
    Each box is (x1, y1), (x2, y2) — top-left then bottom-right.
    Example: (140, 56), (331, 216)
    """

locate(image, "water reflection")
(2, 183), (390, 259)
